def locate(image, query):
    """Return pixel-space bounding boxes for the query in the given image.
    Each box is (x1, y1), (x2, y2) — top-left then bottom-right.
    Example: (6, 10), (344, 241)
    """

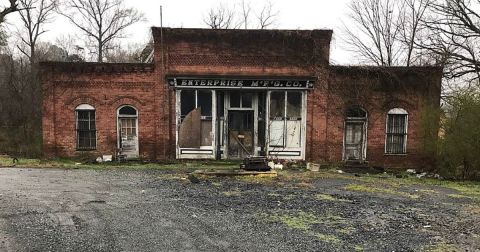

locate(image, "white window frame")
(116, 105), (139, 158)
(175, 89), (216, 159)
(385, 108), (408, 155)
(266, 91), (306, 160)
(75, 104), (97, 150)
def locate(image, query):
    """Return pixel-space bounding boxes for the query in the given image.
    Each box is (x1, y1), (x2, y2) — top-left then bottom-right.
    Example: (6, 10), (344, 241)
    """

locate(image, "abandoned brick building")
(40, 27), (442, 169)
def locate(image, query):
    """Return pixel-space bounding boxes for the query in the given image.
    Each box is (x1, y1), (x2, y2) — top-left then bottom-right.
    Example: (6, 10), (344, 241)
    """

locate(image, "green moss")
(345, 183), (420, 199)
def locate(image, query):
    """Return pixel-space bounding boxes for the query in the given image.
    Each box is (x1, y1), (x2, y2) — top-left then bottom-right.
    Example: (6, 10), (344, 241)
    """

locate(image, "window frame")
(75, 104), (97, 151)
(268, 91), (303, 148)
(385, 108), (408, 155)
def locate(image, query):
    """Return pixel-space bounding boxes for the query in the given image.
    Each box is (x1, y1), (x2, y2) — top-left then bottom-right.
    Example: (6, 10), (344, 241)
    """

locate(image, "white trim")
(75, 104), (95, 110)
(117, 105), (139, 159)
(176, 90), (216, 159)
(384, 108), (409, 154)
(388, 108), (408, 115)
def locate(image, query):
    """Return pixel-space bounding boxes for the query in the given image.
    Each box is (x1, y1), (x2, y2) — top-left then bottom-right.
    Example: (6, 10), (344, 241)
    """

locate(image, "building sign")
(167, 77), (315, 90)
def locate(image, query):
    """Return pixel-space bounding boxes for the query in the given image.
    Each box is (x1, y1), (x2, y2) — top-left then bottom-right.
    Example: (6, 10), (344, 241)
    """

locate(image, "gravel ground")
(0, 168), (478, 252)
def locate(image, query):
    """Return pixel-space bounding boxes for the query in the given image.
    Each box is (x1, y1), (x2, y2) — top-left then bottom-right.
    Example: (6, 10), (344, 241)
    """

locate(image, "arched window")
(119, 106), (137, 116)
(75, 104), (96, 150)
(386, 108), (408, 154)
(346, 107), (367, 118)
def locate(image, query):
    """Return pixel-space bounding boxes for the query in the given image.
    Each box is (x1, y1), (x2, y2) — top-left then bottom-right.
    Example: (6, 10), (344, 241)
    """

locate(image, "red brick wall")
(41, 28), (442, 170)
(323, 66), (442, 169)
(41, 63), (161, 159)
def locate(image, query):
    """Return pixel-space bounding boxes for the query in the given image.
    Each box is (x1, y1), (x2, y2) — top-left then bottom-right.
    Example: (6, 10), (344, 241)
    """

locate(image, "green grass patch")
(267, 211), (350, 245)
(269, 211), (319, 231)
(0, 156), (241, 171)
(345, 183), (420, 199)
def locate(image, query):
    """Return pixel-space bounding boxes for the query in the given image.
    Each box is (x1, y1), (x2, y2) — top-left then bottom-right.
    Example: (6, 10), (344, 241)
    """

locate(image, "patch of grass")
(310, 232), (341, 244)
(315, 193), (352, 202)
(266, 211), (350, 245)
(345, 183), (420, 199)
(418, 189), (437, 194)
(423, 242), (459, 252)
(447, 194), (472, 199)
(354, 245), (364, 251)
(269, 211), (320, 231)
(357, 173), (480, 201)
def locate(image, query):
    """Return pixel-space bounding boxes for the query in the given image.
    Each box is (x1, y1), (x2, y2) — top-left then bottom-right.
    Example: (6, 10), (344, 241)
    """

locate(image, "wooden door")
(344, 122), (364, 161)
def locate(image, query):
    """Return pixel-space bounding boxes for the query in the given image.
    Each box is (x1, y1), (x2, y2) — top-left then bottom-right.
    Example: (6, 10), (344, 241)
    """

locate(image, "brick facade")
(40, 28), (442, 169)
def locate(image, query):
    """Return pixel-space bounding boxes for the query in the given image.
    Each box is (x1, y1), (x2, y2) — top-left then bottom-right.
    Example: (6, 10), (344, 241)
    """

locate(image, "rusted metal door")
(344, 122), (364, 161)
(228, 111), (254, 159)
(119, 118), (138, 159)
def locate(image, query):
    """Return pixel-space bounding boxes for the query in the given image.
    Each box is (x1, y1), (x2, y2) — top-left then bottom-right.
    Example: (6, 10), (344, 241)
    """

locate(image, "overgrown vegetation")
(435, 91), (480, 180)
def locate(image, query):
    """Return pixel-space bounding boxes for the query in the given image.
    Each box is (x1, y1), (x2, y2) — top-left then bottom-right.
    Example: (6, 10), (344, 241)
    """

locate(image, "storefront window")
(178, 90), (213, 148)
(269, 91), (303, 148)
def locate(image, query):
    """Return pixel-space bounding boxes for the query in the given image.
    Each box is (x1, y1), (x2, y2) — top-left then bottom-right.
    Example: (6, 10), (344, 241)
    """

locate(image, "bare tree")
(420, 0), (480, 84)
(0, 0), (19, 23)
(203, 3), (237, 29)
(399, 0), (432, 66)
(240, 0), (251, 29)
(203, 1), (278, 30)
(343, 0), (404, 66)
(16, 0), (57, 64)
(256, 1), (278, 29)
(58, 0), (144, 62)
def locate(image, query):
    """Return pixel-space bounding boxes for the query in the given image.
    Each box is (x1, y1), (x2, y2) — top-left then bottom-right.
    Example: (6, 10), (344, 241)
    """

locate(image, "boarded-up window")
(178, 90), (213, 148)
(386, 108), (408, 154)
(76, 107), (96, 150)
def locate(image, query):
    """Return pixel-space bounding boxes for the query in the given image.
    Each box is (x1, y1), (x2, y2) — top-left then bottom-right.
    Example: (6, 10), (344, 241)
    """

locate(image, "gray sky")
(4, 0), (353, 64)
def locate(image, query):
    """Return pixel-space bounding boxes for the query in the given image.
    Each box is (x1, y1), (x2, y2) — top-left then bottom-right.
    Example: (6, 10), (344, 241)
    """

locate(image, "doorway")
(118, 106), (139, 159)
(344, 122), (365, 161)
(228, 110), (254, 159)
(343, 107), (367, 162)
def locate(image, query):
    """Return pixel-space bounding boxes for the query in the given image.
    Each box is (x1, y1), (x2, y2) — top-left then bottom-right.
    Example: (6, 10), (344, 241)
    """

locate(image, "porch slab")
(193, 169), (277, 177)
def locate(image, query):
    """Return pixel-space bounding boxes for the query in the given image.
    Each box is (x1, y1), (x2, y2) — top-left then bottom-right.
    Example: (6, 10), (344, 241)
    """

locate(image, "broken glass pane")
(198, 90), (212, 117)
(181, 90), (195, 117)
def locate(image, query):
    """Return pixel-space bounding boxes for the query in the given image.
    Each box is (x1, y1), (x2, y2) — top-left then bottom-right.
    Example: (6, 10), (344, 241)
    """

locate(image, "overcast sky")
(4, 0), (354, 64)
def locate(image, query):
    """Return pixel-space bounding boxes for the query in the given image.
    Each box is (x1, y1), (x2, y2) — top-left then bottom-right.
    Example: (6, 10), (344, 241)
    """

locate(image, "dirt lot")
(0, 167), (479, 252)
